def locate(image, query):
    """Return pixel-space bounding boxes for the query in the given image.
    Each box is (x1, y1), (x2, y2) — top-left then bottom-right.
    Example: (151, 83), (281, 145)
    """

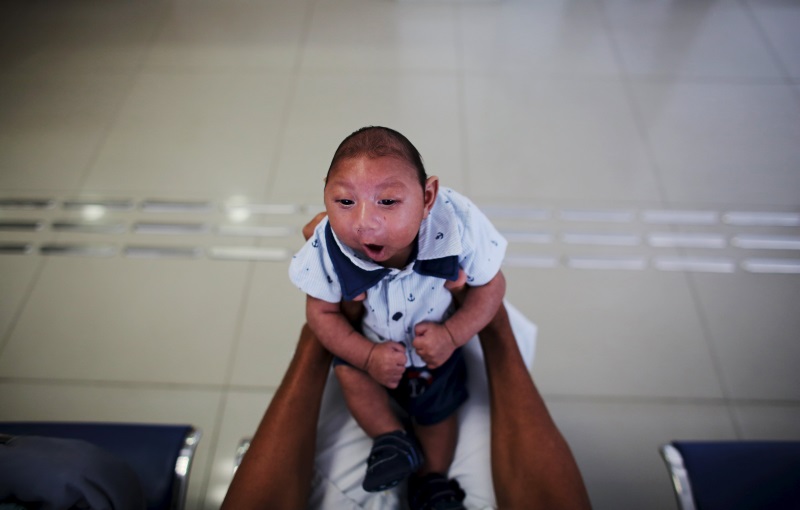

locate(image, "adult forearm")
(479, 305), (592, 510)
(221, 324), (332, 509)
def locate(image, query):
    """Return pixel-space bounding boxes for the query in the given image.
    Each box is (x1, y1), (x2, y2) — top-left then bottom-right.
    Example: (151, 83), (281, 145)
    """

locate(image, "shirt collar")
(417, 188), (463, 261)
(325, 222), (390, 301)
(325, 192), (461, 300)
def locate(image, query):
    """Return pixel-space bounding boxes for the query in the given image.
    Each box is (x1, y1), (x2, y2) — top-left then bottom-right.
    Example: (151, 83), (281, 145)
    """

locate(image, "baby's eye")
(378, 199), (397, 206)
(336, 199), (354, 206)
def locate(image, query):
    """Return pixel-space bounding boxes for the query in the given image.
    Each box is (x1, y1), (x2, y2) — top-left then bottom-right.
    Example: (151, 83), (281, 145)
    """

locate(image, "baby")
(290, 126), (506, 510)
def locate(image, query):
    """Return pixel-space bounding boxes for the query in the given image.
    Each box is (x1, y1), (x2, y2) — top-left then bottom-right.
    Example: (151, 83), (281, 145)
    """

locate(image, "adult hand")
(301, 212), (365, 326)
(302, 211), (328, 241)
(365, 342), (407, 389)
(444, 268), (468, 305)
(412, 322), (457, 369)
(341, 291), (365, 327)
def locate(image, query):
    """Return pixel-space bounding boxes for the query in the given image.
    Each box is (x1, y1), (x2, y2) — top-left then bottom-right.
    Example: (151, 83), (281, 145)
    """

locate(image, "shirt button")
(392, 312), (403, 321)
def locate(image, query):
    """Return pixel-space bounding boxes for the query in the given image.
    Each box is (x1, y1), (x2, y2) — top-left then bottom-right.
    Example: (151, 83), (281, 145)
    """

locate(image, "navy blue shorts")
(334, 348), (468, 426)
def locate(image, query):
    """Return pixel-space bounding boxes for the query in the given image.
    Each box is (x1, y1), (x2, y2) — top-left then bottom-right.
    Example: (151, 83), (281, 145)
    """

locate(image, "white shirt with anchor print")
(289, 187), (507, 368)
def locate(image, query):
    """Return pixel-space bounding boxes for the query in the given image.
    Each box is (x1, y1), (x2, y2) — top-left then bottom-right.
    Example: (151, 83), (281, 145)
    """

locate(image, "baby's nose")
(355, 203), (380, 231)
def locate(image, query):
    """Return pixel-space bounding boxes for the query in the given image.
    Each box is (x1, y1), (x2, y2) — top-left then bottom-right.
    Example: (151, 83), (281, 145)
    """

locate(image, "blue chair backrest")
(671, 440), (800, 510)
(0, 422), (199, 510)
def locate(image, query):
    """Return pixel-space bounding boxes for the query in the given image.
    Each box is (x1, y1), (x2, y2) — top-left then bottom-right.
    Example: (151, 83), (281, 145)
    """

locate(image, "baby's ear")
(423, 176), (439, 217)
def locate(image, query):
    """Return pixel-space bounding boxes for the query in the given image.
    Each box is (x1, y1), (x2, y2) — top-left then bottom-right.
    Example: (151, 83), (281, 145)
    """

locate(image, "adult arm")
(221, 303), (590, 509)
(223, 216), (373, 509)
(220, 324), (331, 510)
(479, 304), (592, 509)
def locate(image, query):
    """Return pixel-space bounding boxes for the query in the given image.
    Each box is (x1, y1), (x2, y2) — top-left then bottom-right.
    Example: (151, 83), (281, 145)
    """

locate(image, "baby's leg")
(336, 363), (425, 492)
(408, 414), (466, 509)
(414, 413), (458, 476)
(334, 364), (402, 437)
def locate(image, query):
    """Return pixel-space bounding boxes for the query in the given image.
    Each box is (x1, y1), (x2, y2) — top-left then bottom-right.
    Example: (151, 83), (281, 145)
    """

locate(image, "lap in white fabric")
(309, 301), (537, 510)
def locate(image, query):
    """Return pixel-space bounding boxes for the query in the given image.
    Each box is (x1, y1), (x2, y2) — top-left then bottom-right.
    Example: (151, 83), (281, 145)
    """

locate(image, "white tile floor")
(0, 0), (798, 509)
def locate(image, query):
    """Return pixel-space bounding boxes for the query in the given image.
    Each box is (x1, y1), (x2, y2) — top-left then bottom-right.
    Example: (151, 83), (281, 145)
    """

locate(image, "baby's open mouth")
(363, 243), (384, 257)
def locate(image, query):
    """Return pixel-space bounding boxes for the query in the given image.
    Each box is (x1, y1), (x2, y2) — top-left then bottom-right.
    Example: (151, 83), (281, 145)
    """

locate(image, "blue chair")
(0, 422), (200, 510)
(660, 440), (800, 510)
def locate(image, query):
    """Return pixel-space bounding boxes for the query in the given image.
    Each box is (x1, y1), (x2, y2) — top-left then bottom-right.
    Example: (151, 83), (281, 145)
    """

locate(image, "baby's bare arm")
(444, 270), (506, 347)
(307, 295), (406, 387)
(413, 270), (505, 367)
(306, 295), (375, 367)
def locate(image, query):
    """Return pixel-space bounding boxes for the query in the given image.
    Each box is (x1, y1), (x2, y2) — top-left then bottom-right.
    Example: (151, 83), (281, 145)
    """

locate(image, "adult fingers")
(302, 212), (328, 241)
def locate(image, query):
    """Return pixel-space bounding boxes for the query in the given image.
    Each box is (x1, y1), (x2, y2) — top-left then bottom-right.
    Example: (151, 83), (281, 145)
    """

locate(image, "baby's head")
(324, 126), (439, 269)
(326, 126), (427, 188)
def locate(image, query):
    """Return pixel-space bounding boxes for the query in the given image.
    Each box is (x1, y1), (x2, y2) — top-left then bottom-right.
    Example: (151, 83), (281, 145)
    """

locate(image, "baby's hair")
(326, 126), (427, 188)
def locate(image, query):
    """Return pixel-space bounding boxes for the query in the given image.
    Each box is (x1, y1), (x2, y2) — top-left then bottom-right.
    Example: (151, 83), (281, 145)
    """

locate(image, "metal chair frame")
(173, 427), (202, 510)
(660, 443), (697, 510)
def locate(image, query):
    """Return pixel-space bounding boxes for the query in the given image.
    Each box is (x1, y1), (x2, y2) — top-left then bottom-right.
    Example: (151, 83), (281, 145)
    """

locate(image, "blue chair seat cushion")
(674, 441), (800, 510)
(0, 434), (145, 510)
(0, 423), (194, 510)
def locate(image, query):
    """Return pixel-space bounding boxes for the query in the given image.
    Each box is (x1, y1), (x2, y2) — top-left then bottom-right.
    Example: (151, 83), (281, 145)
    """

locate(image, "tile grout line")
(682, 271), (744, 438)
(453, 3), (472, 198)
(2, 374), (796, 408)
(737, 0), (800, 108)
(261, 0), (319, 202)
(220, 262), (259, 391)
(197, 257), (259, 507)
(197, 391), (232, 510)
(73, 3), (173, 194)
(593, 0), (705, 290)
(593, 0), (670, 210)
(736, 0), (795, 87)
(0, 257), (48, 357)
(207, 262), (261, 507)
(0, 376), (280, 394)
(71, 79), (136, 194)
(542, 393), (800, 407)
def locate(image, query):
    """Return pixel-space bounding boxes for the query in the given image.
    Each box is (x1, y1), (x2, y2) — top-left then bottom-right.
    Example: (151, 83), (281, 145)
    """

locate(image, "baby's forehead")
(327, 155), (422, 186)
